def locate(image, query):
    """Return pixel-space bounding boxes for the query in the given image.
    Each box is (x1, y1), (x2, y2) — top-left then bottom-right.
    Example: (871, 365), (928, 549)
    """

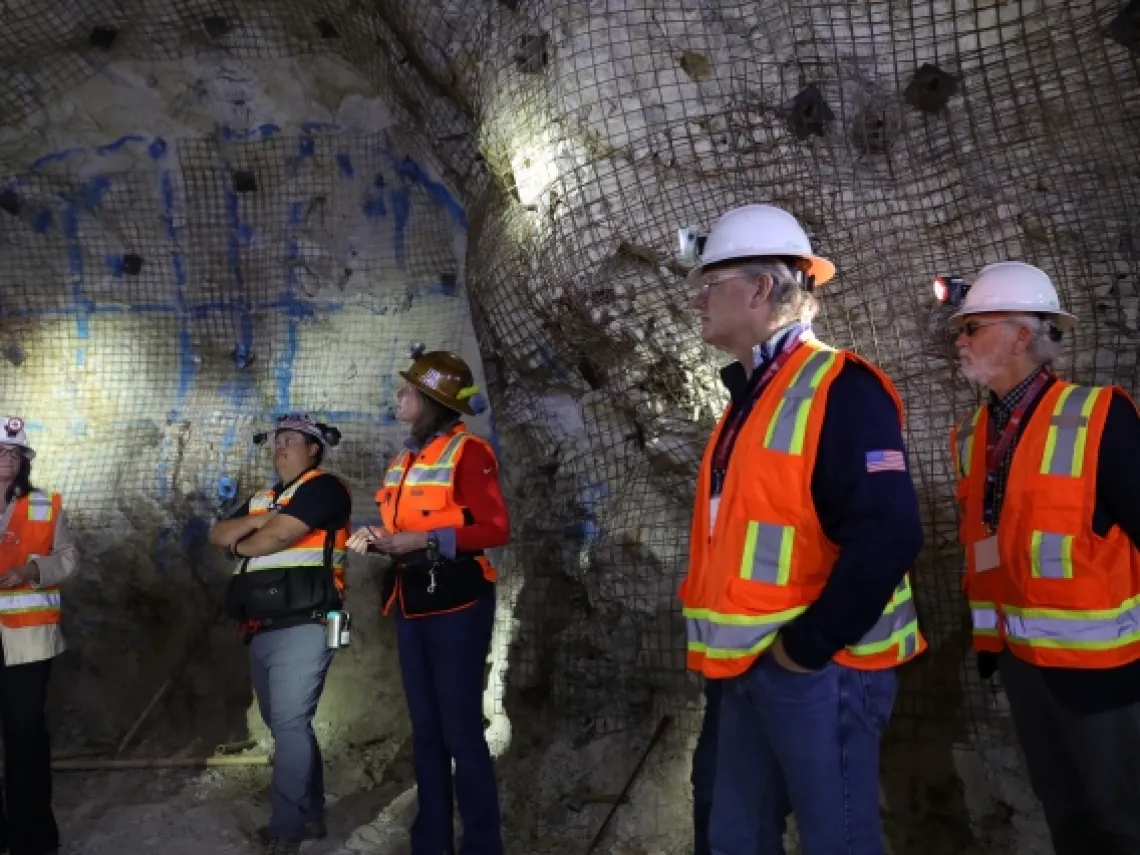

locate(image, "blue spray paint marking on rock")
(390, 187), (411, 268)
(30, 148), (84, 173)
(96, 135), (148, 155)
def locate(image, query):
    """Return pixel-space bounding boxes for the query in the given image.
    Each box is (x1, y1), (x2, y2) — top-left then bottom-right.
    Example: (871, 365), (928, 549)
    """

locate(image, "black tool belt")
(382, 549), (492, 617)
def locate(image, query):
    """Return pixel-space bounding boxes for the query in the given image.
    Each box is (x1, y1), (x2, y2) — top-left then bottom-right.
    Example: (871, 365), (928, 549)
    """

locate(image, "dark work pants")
(691, 678), (722, 855)
(0, 655), (58, 855)
(395, 592), (501, 855)
(998, 650), (1140, 855)
(249, 624), (334, 841)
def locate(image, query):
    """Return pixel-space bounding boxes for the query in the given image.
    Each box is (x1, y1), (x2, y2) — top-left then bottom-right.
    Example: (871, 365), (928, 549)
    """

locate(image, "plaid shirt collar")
(989, 365), (1047, 429)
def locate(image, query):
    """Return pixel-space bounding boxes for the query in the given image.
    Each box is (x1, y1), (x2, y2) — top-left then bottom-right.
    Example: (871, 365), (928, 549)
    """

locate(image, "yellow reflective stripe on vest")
(969, 600), (1000, 637)
(27, 492), (54, 523)
(847, 578), (921, 659)
(404, 433), (468, 487)
(240, 548), (348, 573)
(1002, 595), (1140, 651)
(763, 349), (840, 455)
(740, 522), (794, 584)
(1040, 385), (1103, 478)
(383, 454), (408, 487)
(0, 588), (62, 614)
(955, 408), (983, 479)
(1030, 531), (1074, 579)
(684, 604), (808, 660)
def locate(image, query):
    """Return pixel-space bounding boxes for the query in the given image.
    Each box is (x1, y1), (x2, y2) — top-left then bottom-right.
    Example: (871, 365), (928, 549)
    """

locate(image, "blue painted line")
(30, 148), (84, 172)
(393, 157), (467, 230)
(220, 157), (254, 356)
(275, 200), (306, 411)
(301, 122), (342, 134)
(391, 187), (411, 268)
(335, 153), (354, 178)
(61, 204), (90, 365)
(96, 135), (148, 155)
(219, 123), (281, 142)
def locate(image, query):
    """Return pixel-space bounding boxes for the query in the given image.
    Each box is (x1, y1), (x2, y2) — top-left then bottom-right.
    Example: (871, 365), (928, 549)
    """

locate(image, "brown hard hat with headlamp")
(401, 350), (482, 416)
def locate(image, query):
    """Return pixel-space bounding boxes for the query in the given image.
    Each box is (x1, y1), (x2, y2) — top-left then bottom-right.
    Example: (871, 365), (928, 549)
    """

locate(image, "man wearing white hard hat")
(945, 262), (1140, 854)
(0, 416), (79, 855)
(678, 204), (926, 854)
(208, 412), (352, 855)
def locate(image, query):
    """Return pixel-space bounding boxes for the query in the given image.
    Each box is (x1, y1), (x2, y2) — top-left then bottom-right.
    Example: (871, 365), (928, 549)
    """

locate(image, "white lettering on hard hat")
(421, 368), (442, 389)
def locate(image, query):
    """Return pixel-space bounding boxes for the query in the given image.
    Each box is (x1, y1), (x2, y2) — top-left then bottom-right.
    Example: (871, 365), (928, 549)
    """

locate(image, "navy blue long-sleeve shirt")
(718, 342), (925, 671)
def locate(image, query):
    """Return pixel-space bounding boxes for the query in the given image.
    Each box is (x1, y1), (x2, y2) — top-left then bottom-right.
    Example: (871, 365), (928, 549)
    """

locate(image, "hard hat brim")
(400, 371), (475, 416)
(0, 442), (33, 460)
(686, 254), (837, 288)
(949, 305), (1079, 332)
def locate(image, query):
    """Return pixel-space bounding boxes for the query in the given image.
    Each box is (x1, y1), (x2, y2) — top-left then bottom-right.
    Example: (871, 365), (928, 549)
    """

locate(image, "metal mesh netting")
(2, 0), (1139, 851)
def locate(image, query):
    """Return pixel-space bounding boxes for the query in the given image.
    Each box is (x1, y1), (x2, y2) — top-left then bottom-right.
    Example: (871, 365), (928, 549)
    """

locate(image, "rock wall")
(1, 0), (1138, 852)
(0, 47), (486, 775)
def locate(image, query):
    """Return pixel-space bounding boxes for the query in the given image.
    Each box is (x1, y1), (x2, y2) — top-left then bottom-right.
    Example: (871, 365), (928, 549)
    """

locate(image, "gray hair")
(736, 259), (820, 325)
(1012, 313), (1063, 365)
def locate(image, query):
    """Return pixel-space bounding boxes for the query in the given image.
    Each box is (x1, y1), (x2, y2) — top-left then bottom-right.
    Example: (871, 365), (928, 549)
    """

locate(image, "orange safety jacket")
(376, 425), (498, 614)
(0, 492), (63, 629)
(680, 339), (926, 680)
(240, 468), (349, 594)
(952, 380), (1140, 668)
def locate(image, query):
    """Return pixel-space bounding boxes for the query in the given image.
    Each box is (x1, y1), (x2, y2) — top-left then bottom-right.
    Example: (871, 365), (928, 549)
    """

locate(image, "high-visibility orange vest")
(376, 425), (498, 583)
(680, 340), (926, 680)
(952, 380), (1140, 668)
(239, 468), (349, 593)
(0, 492), (63, 629)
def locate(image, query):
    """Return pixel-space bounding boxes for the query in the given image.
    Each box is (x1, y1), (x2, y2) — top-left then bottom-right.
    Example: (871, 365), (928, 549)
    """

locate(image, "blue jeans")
(710, 655), (897, 855)
(396, 592), (502, 855)
(691, 679), (722, 855)
(249, 624), (334, 840)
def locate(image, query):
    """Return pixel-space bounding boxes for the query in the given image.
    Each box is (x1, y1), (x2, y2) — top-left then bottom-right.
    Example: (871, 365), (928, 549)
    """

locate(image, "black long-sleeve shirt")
(718, 344), (925, 670)
(979, 374), (1140, 712)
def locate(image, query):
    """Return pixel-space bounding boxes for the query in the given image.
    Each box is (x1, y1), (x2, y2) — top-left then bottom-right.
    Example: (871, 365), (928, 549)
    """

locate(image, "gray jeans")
(999, 650), (1140, 855)
(250, 623), (334, 840)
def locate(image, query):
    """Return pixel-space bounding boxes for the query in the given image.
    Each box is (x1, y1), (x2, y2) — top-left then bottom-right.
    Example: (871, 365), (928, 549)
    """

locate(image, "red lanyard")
(711, 333), (808, 476)
(985, 371), (1052, 472)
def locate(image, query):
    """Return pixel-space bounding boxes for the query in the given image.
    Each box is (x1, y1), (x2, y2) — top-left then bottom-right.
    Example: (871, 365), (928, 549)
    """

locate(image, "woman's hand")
(347, 525), (388, 554)
(372, 531), (429, 555)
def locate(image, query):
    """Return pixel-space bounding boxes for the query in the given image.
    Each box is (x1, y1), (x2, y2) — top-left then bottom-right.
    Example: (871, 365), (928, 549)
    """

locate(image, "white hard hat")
(0, 416), (34, 460)
(949, 262), (1078, 331)
(686, 204), (836, 288)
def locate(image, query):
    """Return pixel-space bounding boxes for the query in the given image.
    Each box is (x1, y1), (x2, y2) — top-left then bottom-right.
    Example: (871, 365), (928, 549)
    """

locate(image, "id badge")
(974, 536), (1000, 573)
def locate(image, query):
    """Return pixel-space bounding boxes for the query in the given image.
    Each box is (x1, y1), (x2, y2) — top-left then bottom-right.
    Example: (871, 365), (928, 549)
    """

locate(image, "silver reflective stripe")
(383, 467), (404, 487)
(1044, 386), (1095, 477)
(856, 595), (918, 645)
(27, 492), (53, 522)
(972, 607), (999, 632)
(1034, 532), (1071, 579)
(765, 350), (834, 453)
(956, 413), (979, 478)
(1004, 604), (1140, 647)
(405, 434), (468, 486)
(686, 613), (795, 655)
(242, 548), (346, 572)
(900, 632), (917, 658)
(249, 492), (274, 512)
(746, 523), (793, 584)
(0, 590), (62, 612)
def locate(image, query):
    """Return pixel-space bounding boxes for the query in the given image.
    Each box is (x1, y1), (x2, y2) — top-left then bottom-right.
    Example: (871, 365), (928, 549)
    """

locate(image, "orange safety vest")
(0, 492), (63, 629)
(376, 425), (498, 583)
(238, 468), (349, 593)
(680, 339), (926, 680)
(952, 380), (1140, 668)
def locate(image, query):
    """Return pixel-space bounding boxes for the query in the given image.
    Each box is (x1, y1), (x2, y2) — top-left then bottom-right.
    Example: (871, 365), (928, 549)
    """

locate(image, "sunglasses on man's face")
(956, 319), (1017, 338)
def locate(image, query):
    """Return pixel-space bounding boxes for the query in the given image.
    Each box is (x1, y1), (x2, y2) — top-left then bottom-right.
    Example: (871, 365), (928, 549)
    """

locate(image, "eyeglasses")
(956, 319), (1018, 338)
(695, 272), (752, 296)
(273, 434), (309, 448)
(0, 447), (23, 460)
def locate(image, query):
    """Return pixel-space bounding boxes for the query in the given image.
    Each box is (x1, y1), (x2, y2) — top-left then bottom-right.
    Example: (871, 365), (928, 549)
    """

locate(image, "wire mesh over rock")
(1, 0), (1138, 851)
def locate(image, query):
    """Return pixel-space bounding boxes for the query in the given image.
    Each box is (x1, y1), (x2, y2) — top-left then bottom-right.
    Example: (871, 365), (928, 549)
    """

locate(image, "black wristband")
(228, 531), (253, 561)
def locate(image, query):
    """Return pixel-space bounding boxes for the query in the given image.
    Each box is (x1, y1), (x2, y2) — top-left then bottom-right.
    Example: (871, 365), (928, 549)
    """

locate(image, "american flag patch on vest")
(865, 450), (906, 473)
